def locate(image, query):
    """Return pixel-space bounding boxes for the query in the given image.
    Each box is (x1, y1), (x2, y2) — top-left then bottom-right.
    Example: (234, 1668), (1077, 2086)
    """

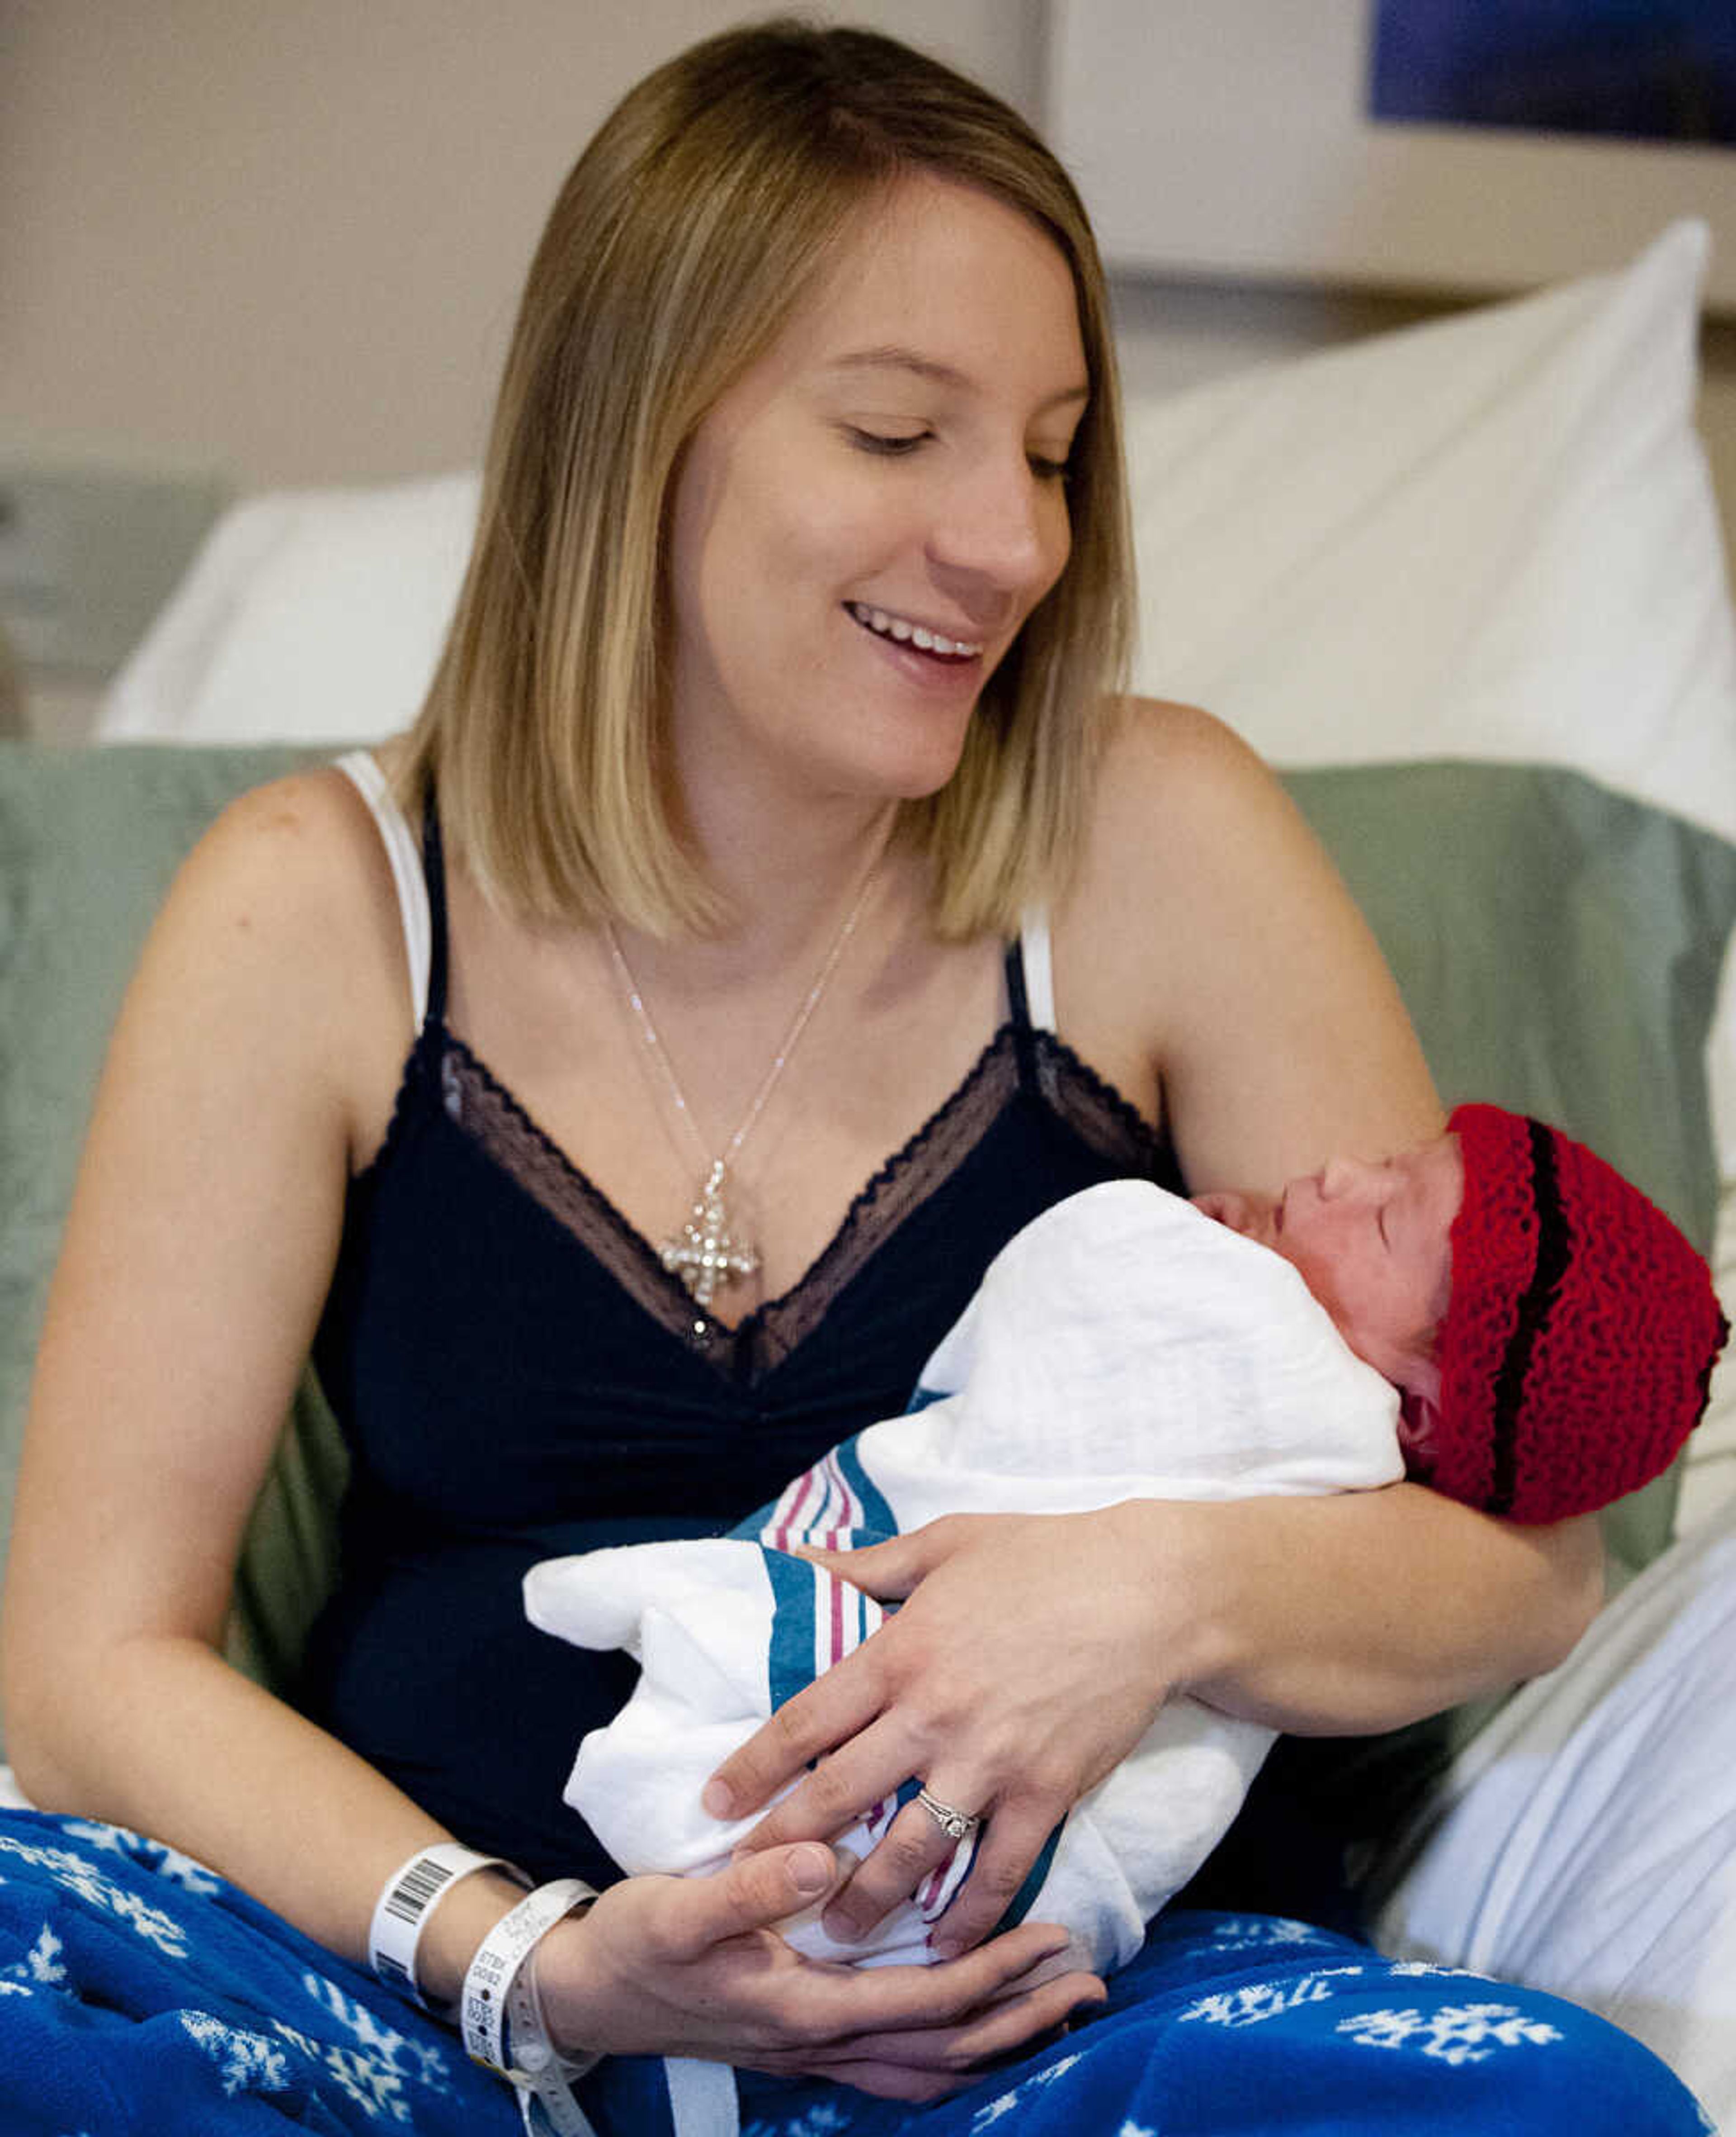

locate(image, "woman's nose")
(929, 459), (1063, 598)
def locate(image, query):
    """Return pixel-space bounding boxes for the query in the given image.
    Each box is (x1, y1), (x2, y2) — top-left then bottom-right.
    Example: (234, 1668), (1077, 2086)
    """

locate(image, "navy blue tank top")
(304, 801), (1181, 1886)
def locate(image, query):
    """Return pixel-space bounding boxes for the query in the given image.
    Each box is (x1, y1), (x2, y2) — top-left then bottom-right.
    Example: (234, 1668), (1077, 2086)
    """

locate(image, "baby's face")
(1193, 1134), (1463, 1391)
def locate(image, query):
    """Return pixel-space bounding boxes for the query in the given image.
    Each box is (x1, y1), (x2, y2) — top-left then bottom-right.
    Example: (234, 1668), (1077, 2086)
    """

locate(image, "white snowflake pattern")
(63, 1821), (222, 1899)
(0, 1836), (188, 1959)
(740, 2107), (852, 2137)
(59, 1821), (133, 1857)
(321, 2045), (410, 2123)
(0, 1980), (32, 1998)
(1033, 2052), (1083, 2086)
(299, 1974), (411, 2063)
(181, 2012), (292, 2098)
(273, 2020), (418, 2124)
(1336, 2002), (1563, 2066)
(757, 2106), (851, 2137)
(299, 1969), (462, 2104)
(964, 2045), (1087, 2132)
(1182, 1965), (1366, 2028)
(12, 1924), (66, 1986)
(1209, 1915), (1321, 1948)
(1389, 1960), (1479, 1981)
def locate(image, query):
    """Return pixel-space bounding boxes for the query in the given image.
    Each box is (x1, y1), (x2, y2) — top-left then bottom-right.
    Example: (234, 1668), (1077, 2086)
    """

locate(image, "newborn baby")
(527, 1103), (1723, 1975)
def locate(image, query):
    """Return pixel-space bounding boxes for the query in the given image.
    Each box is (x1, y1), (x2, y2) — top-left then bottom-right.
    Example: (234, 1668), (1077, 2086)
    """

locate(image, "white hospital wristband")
(461, 1876), (598, 2087)
(368, 1843), (528, 2013)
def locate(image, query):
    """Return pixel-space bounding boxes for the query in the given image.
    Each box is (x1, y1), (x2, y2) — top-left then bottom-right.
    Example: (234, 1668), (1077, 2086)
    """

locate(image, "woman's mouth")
(846, 601), (983, 663)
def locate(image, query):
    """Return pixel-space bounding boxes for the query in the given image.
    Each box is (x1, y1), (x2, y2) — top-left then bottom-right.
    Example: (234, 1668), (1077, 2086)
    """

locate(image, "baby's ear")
(1397, 1370), (1442, 1469)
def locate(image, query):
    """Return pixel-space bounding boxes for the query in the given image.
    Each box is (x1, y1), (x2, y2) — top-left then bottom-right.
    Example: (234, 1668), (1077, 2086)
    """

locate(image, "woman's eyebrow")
(826, 346), (1090, 413)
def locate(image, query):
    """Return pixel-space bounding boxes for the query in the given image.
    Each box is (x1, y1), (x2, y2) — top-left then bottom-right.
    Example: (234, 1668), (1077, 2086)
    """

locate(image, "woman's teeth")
(848, 601), (982, 661)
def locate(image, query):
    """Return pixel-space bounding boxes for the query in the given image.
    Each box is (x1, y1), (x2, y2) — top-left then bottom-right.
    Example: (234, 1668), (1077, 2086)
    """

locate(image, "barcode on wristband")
(384, 1855), (456, 1927)
(370, 1844), (522, 2013)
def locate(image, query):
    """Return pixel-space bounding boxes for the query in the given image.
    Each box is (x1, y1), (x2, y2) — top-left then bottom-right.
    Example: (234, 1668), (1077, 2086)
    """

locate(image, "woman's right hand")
(533, 1843), (1106, 2102)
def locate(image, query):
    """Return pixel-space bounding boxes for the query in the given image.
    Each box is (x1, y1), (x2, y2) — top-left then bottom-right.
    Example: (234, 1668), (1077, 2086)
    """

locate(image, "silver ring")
(916, 1786), (981, 1843)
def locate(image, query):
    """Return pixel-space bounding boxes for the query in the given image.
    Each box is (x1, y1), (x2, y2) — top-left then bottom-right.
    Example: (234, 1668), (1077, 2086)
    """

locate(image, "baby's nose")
(1319, 1154), (1381, 1200)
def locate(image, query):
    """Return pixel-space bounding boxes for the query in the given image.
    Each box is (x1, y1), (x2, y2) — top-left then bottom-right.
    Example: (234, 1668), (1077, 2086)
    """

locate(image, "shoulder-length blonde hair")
(401, 18), (1132, 941)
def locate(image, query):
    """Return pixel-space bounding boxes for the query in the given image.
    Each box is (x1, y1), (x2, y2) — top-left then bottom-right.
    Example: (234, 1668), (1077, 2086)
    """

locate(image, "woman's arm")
(710, 703), (1605, 1951)
(2, 772), (466, 1942)
(0, 770), (1099, 2093)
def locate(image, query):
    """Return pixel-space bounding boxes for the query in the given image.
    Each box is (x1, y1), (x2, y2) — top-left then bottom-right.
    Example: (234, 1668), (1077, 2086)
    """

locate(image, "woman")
(0, 19), (1705, 2133)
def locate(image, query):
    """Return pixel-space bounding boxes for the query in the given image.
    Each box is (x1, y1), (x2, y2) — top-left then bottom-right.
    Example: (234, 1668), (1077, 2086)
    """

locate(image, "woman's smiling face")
(665, 173), (1089, 812)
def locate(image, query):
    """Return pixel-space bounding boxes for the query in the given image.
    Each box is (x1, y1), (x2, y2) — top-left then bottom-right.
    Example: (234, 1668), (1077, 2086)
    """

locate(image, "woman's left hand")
(707, 1505), (1183, 1957)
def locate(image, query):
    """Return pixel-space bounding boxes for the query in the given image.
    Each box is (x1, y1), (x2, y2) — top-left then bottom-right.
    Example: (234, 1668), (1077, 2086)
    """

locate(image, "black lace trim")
(353, 1013), (1167, 1389)
(1032, 1028), (1169, 1178)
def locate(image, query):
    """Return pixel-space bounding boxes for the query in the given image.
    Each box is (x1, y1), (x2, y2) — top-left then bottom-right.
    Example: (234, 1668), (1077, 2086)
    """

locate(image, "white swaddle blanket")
(527, 1179), (1403, 1976)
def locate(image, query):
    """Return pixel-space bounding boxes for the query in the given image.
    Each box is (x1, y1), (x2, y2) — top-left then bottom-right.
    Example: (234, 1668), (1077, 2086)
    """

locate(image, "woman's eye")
(847, 427), (927, 457)
(1028, 453), (1072, 483)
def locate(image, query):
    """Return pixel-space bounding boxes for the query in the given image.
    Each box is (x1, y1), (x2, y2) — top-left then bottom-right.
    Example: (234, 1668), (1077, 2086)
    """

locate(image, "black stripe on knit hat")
(1487, 1118), (1572, 1515)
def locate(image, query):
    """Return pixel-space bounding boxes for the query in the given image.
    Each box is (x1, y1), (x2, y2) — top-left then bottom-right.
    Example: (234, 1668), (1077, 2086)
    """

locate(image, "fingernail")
(701, 1779), (734, 1819)
(821, 1905), (865, 1941)
(789, 1845), (833, 1896)
(930, 1934), (962, 1961)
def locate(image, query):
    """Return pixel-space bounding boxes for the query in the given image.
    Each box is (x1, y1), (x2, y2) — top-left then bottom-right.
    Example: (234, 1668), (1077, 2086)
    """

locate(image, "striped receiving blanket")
(526, 1179), (1404, 1973)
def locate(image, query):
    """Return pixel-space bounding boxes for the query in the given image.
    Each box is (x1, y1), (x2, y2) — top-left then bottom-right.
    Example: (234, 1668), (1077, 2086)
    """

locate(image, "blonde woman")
(0, 20), (1705, 2135)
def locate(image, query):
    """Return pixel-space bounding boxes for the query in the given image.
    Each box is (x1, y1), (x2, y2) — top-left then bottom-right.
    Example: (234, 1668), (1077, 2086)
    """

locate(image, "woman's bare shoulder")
(176, 759), (388, 903)
(1088, 696), (1307, 861)
(129, 761), (415, 1145)
(164, 763), (405, 980)
(1060, 698), (1437, 1183)
(1063, 696), (1322, 947)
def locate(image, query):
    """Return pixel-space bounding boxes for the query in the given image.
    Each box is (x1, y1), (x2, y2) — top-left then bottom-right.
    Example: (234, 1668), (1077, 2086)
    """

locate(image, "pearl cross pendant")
(660, 1160), (761, 1309)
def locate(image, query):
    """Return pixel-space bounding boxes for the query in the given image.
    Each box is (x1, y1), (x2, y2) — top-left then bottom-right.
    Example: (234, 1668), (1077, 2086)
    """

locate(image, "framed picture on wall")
(1044, 0), (1736, 310)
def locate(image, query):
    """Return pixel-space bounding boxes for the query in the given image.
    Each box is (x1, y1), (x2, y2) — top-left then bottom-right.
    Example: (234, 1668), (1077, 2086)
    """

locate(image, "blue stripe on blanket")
(832, 1434), (896, 1541)
(765, 1546), (824, 1713)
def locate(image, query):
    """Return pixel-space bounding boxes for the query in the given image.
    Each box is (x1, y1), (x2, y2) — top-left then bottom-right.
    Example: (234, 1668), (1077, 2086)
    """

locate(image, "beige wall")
(4, 0), (1732, 600)
(0, 0), (1042, 490)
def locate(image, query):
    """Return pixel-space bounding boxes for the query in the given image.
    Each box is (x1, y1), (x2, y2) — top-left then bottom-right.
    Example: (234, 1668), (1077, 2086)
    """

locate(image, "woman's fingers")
(708, 1518), (991, 1820)
(814, 1786), (984, 1943)
(643, 1842), (840, 1961)
(811, 1779), (1066, 1953)
(745, 1964), (1108, 2093)
(835, 1966), (1107, 2071)
(791, 1526), (939, 1601)
(707, 1663), (899, 1827)
(556, 1860), (1094, 2077)
(926, 1795), (1072, 1958)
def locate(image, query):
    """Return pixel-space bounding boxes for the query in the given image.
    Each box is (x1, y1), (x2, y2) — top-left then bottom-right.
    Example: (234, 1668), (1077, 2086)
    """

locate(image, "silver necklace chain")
(604, 851), (885, 1312)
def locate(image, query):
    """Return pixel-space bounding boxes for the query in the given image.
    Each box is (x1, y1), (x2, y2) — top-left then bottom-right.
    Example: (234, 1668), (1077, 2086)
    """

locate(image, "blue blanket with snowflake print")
(0, 1809), (520, 2134)
(0, 1808), (1711, 2135)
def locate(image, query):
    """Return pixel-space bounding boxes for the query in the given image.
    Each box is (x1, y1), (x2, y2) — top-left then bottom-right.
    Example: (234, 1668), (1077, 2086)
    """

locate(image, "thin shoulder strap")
(1017, 905), (1057, 1033)
(334, 749), (434, 1029)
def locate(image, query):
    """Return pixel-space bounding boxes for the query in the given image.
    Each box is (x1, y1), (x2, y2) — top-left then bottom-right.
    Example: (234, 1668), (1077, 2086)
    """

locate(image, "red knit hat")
(1428, 1104), (1728, 1522)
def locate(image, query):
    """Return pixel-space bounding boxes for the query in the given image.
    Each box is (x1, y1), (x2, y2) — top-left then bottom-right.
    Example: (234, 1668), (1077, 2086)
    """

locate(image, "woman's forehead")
(777, 175), (1087, 398)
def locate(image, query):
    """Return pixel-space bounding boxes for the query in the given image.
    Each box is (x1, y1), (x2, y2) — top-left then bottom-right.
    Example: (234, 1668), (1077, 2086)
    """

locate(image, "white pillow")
(98, 472), (480, 747)
(1125, 219), (1736, 846)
